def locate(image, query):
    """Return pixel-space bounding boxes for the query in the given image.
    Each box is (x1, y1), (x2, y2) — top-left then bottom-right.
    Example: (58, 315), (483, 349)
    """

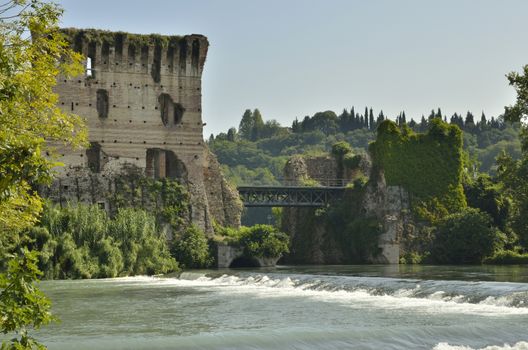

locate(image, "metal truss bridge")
(237, 179), (347, 207)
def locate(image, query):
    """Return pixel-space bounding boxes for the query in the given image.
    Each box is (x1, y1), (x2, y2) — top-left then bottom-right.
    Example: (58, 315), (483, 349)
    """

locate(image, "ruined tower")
(48, 28), (242, 231)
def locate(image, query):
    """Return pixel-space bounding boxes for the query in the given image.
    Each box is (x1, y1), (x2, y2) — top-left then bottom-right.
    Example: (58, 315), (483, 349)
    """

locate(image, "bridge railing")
(239, 178), (349, 188)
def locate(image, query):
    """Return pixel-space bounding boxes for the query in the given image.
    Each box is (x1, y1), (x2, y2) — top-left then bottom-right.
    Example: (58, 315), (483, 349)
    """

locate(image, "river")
(29, 265), (528, 349)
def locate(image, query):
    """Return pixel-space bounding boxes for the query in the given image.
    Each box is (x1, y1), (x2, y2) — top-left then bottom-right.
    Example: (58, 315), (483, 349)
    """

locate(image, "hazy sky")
(58, 0), (528, 136)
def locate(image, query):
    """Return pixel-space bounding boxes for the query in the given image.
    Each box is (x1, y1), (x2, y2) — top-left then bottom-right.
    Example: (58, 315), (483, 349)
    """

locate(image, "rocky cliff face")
(202, 148), (243, 230)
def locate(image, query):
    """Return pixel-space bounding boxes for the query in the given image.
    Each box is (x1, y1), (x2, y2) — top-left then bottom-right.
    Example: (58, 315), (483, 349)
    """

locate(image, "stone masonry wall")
(48, 29), (241, 231)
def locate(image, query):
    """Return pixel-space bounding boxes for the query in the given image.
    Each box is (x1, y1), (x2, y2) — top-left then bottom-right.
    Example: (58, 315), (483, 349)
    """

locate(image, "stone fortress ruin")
(46, 29), (242, 232)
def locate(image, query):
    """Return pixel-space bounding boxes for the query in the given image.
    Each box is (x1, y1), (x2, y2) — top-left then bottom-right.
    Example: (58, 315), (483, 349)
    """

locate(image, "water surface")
(31, 265), (528, 349)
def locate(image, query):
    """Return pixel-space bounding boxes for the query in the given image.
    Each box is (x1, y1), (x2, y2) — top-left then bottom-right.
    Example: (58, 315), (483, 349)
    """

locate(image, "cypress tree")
(251, 108), (265, 141)
(238, 109), (254, 140)
(369, 108), (375, 130)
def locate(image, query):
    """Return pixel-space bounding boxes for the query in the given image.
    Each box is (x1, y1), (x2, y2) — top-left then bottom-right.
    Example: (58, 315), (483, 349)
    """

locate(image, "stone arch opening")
(146, 149), (188, 181)
(158, 93), (184, 127)
(229, 256), (261, 268)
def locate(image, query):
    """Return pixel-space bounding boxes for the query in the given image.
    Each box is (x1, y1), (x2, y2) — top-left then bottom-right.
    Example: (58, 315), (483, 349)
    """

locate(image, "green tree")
(0, 1), (86, 347)
(238, 109), (254, 140)
(251, 108), (265, 141)
(331, 141), (353, 179)
(464, 174), (510, 231)
(171, 225), (212, 268)
(226, 127), (237, 142)
(0, 249), (55, 350)
(431, 208), (504, 264)
(500, 64), (528, 246)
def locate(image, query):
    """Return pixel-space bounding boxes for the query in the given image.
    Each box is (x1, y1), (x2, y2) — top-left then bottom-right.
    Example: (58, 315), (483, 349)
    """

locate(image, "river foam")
(433, 341), (528, 350)
(105, 272), (528, 316)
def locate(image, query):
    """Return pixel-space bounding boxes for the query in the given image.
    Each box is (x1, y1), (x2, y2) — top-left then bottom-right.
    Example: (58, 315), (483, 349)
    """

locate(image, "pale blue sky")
(58, 0), (528, 136)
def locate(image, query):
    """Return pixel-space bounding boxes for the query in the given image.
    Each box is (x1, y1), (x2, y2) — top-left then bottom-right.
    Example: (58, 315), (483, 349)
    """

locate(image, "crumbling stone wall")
(281, 154), (410, 264)
(282, 155), (347, 263)
(49, 29), (241, 231)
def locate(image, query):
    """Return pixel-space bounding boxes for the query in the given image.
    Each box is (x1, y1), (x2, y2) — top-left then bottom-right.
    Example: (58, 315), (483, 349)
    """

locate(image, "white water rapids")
(18, 266), (528, 349)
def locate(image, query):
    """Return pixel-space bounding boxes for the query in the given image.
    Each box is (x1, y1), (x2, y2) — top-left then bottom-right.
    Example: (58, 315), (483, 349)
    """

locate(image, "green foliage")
(504, 64), (528, 124)
(0, 1), (87, 347)
(331, 141), (353, 179)
(61, 28), (183, 49)
(430, 208), (505, 264)
(108, 170), (190, 232)
(331, 141), (353, 158)
(464, 174), (510, 230)
(370, 119), (466, 221)
(0, 0), (86, 235)
(1, 249), (55, 350)
(171, 226), (212, 269)
(399, 251), (428, 264)
(343, 153), (362, 169)
(497, 151), (528, 246)
(483, 250), (528, 265)
(108, 208), (177, 276)
(216, 225), (290, 258)
(324, 185), (383, 262)
(25, 203), (178, 279)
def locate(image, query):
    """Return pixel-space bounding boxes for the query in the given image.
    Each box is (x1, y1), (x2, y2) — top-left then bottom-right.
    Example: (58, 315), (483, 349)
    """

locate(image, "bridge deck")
(237, 186), (345, 207)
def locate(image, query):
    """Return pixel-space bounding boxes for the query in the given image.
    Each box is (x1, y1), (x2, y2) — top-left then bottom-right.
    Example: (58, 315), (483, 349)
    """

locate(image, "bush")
(431, 208), (505, 264)
(216, 224), (290, 258)
(171, 225), (212, 269)
(238, 225), (290, 258)
(28, 203), (178, 279)
(483, 250), (528, 264)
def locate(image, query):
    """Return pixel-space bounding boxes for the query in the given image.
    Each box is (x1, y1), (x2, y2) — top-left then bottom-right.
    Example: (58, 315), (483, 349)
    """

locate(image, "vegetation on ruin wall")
(280, 151), (381, 264)
(60, 28), (185, 49)
(369, 119), (467, 221)
(325, 179), (383, 263)
(107, 166), (190, 231)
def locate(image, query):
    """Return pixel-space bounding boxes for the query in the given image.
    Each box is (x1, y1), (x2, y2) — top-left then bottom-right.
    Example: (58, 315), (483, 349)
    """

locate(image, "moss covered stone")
(369, 118), (466, 220)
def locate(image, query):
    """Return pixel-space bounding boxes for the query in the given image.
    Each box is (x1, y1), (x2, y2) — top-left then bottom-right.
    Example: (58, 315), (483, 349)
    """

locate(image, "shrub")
(216, 224), (290, 258)
(483, 250), (528, 264)
(431, 208), (505, 264)
(171, 225), (212, 269)
(108, 208), (177, 275)
(237, 225), (290, 258)
(30, 203), (178, 279)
